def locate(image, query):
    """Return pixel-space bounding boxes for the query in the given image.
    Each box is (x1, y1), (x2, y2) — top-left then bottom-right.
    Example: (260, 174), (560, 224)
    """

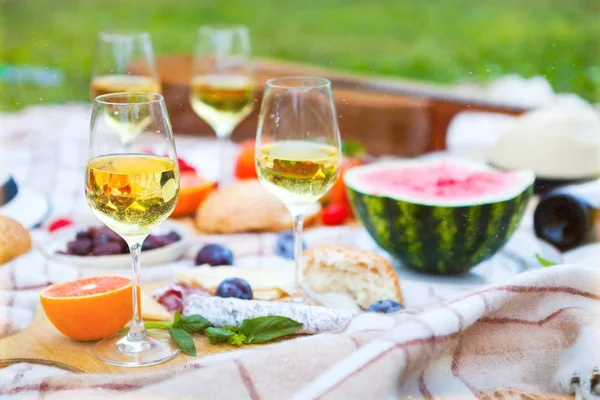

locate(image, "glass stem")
(215, 127), (232, 187)
(127, 241), (145, 342)
(291, 212), (305, 301)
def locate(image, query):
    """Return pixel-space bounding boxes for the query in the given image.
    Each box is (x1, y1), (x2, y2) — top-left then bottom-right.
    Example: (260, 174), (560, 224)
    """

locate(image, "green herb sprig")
(536, 253), (557, 267)
(205, 316), (302, 346)
(135, 312), (302, 356)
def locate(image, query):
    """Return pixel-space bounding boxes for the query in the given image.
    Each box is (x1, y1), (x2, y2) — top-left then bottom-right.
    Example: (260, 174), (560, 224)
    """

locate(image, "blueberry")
(275, 230), (306, 260)
(75, 230), (92, 240)
(142, 235), (166, 251)
(92, 242), (123, 256)
(367, 300), (404, 313)
(215, 278), (253, 300)
(195, 244), (234, 266)
(66, 239), (92, 256)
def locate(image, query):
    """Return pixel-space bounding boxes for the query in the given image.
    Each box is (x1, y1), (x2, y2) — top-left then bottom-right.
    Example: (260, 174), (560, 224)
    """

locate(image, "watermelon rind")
(344, 158), (535, 275)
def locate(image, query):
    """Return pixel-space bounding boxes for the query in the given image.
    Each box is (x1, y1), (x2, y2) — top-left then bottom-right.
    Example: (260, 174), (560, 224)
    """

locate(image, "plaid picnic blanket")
(0, 105), (596, 399)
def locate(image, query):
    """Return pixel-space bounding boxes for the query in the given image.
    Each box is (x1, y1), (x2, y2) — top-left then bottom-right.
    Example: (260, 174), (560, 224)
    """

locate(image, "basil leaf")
(169, 327), (196, 356)
(205, 327), (234, 345)
(536, 253), (557, 267)
(222, 326), (239, 333)
(173, 311), (182, 326)
(239, 316), (302, 344)
(178, 315), (213, 334)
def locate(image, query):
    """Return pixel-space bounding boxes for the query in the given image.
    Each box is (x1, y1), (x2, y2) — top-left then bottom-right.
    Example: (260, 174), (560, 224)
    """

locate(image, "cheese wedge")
(140, 290), (171, 321)
(177, 266), (295, 301)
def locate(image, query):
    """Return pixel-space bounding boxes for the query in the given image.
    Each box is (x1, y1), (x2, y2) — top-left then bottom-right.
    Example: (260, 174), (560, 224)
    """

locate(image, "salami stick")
(183, 294), (357, 334)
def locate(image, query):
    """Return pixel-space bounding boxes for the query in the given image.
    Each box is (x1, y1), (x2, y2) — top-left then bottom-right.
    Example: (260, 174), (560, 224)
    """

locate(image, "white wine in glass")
(256, 141), (339, 208)
(255, 77), (341, 302)
(190, 74), (254, 135)
(86, 92), (180, 367)
(91, 75), (161, 99)
(86, 155), (178, 240)
(190, 25), (254, 185)
(91, 32), (161, 145)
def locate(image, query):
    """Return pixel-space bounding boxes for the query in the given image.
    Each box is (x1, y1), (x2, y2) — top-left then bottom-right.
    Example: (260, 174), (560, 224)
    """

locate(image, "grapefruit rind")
(40, 275), (135, 341)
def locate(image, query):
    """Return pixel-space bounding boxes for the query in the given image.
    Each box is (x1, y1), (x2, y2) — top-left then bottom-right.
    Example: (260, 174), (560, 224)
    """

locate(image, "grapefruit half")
(40, 275), (138, 341)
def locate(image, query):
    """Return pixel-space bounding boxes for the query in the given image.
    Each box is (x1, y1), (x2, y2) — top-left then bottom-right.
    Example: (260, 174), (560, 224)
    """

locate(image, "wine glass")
(91, 32), (161, 98)
(255, 77), (342, 302)
(91, 32), (162, 146)
(190, 25), (254, 185)
(86, 92), (180, 367)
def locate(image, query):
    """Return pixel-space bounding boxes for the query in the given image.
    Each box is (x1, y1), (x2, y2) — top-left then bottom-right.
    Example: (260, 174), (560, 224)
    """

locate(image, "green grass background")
(1, 0), (599, 111)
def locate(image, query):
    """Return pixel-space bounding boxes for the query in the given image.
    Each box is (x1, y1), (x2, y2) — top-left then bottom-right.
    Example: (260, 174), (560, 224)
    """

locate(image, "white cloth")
(1, 104), (598, 399)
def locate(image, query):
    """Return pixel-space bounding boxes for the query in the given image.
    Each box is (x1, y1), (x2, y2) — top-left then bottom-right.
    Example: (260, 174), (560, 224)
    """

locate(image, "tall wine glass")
(91, 32), (161, 145)
(255, 77), (341, 302)
(86, 92), (180, 366)
(190, 25), (254, 185)
(91, 32), (161, 98)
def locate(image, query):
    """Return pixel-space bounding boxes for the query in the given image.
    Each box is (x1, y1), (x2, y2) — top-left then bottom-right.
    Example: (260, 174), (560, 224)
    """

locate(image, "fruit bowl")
(345, 157), (535, 275)
(41, 219), (192, 268)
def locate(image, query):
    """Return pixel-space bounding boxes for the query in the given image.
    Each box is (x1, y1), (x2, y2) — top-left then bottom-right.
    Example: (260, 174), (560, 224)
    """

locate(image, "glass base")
(94, 329), (180, 367)
(286, 285), (320, 305)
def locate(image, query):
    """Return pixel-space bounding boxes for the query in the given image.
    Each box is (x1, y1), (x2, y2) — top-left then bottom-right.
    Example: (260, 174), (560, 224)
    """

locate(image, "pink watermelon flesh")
(355, 162), (518, 201)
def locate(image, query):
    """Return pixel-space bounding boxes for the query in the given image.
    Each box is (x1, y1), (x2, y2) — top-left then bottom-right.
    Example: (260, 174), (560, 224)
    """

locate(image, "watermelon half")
(344, 158), (535, 274)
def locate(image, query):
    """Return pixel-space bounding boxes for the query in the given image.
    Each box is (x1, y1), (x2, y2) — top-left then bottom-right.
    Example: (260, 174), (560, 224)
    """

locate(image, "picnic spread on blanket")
(1, 27), (600, 400)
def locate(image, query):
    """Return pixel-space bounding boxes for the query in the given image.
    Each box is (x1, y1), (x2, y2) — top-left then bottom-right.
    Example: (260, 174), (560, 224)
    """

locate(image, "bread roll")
(196, 180), (320, 233)
(304, 246), (403, 309)
(0, 215), (31, 265)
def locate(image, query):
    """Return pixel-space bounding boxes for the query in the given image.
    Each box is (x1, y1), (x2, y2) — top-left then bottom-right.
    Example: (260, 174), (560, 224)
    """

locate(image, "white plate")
(0, 187), (51, 229)
(41, 219), (192, 268)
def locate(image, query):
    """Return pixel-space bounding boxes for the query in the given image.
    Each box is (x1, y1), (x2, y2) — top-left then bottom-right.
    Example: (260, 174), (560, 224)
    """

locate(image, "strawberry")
(177, 157), (197, 173)
(322, 203), (350, 226)
(48, 218), (74, 232)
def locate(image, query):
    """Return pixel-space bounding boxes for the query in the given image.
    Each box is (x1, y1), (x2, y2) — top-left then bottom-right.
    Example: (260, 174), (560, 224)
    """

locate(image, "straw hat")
(490, 102), (600, 180)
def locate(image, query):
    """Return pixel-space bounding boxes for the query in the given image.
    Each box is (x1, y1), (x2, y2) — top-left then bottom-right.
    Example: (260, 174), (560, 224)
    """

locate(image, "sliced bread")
(303, 246), (403, 309)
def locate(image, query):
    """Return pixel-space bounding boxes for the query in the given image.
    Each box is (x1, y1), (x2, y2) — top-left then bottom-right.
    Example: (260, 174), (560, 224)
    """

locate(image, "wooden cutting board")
(0, 283), (250, 374)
